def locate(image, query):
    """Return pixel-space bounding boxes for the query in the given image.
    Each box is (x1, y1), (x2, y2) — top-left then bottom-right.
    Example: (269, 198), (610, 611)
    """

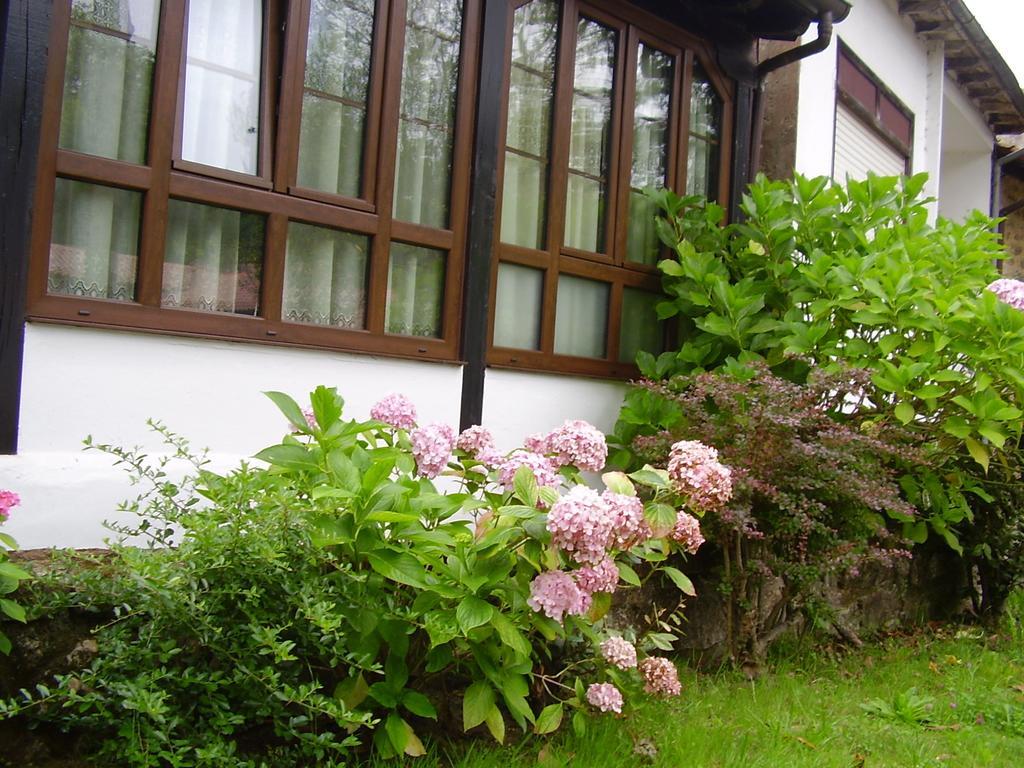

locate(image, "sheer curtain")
(626, 44), (672, 265)
(60, 0), (159, 163)
(564, 18), (615, 253)
(181, 0), (262, 174)
(48, 179), (141, 301)
(392, 0), (462, 228)
(500, 0), (557, 250)
(385, 243), (445, 337)
(554, 274), (608, 357)
(296, 0), (374, 198)
(161, 200), (264, 315)
(493, 263), (543, 349)
(283, 222), (368, 328)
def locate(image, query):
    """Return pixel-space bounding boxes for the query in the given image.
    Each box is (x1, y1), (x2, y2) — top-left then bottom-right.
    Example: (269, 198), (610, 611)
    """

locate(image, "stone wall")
(1000, 171), (1024, 277)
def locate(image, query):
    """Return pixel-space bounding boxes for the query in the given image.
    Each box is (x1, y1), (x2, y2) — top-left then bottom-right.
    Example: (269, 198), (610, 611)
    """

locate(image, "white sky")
(963, 0), (1024, 88)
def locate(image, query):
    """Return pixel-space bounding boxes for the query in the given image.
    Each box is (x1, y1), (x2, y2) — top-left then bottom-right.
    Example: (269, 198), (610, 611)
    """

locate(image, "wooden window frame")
(835, 41), (914, 169)
(487, 0), (734, 379)
(27, 0), (480, 364)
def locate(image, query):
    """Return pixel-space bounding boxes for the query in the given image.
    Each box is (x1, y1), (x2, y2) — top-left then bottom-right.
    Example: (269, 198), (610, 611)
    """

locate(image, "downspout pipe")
(749, 11), (834, 181)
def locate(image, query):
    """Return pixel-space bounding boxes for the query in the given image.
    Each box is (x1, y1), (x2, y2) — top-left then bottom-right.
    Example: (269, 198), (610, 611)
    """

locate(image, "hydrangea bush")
(0, 491), (29, 656)
(6, 388), (722, 765)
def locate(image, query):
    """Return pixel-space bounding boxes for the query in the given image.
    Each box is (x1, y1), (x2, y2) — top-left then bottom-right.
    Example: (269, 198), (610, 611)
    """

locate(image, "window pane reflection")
(619, 287), (663, 363)
(296, 0), (375, 198)
(48, 178), (141, 301)
(494, 262), (543, 350)
(181, 0), (262, 174)
(393, 0), (463, 228)
(60, 0), (160, 164)
(284, 222), (368, 328)
(564, 18), (616, 253)
(500, 0), (557, 250)
(162, 199), (264, 315)
(386, 242), (446, 337)
(626, 43), (672, 265)
(687, 62), (722, 199)
(554, 274), (608, 358)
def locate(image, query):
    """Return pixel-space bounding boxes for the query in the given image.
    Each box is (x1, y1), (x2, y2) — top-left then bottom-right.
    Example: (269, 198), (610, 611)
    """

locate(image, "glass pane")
(162, 199), (264, 315)
(48, 178), (141, 301)
(626, 43), (672, 265)
(493, 262), (543, 350)
(385, 242), (445, 337)
(619, 287), (663, 364)
(554, 274), (608, 358)
(687, 62), (722, 199)
(296, 0), (375, 197)
(283, 222), (369, 328)
(181, 0), (262, 174)
(500, 0), (557, 250)
(60, 0), (160, 164)
(393, 0), (463, 228)
(564, 18), (616, 253)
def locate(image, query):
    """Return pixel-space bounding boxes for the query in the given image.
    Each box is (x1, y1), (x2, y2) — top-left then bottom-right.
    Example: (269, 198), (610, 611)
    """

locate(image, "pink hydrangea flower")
(586, 682), (623, 713)
(639, 657), (682, 696)
(410, 423), (455, 479)
(600, 636), (638, 669)
(456, 425), (495, 456)
(0, 490), (19, 524)
(527, 570), (591, 623)
(671, 511), (705, 554)
(370, 393), (417, 431)
(546, 420), (608, 472)
(667, 440), (733, 511)
(546, 486), (616, 564)
(601, 491), (650, 549)
(524, 432), (549, 453)
(575, 556), (620, 595)
(987, 278), (1024, 310)
(498, 450), (561, 492)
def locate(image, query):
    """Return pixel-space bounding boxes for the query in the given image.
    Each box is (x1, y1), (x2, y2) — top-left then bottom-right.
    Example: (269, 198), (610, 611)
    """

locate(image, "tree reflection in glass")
(687, 61), (722, 199)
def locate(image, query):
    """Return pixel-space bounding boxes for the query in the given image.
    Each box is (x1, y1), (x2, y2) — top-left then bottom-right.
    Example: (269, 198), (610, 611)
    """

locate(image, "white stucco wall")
(795, 0), (931, 180)
(938, 74), (994, 221)
(0, 324), (631, 548)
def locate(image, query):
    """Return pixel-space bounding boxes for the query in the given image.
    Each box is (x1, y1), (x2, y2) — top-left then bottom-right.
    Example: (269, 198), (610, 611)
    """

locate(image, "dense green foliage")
(613, 174), (1024, 618)
(3, 388), (699, 766)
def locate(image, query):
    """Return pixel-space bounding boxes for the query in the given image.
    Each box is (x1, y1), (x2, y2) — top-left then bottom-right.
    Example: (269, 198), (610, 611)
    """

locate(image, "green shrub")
(0, 491), (30, 655)
(4, 388), (707, 766)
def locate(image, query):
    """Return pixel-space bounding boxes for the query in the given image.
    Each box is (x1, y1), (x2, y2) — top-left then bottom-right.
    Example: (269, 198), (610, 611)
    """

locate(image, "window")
(489, 0), (730, 377)
(29, 0), (479, 361)
(833, 43), (913, 181)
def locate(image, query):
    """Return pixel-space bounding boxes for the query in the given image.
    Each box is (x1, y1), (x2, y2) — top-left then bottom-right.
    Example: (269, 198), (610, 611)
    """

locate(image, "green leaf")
(310, 385), (344, 430)
(424, 611), (460, 648)
(327, 450), (361, 491)
(534, 703), (564, 735)
(587, 591), (612, 621)
(367, 550), (430, 588)
(334, 673), (369, 710)
(644, 502), (678, 537)
(0, 599), (26, 623)
(628, 466), (670, 489)
(661, 566), (696, 596)
(457, 596), (494, 634)
(976, 424), (1007, 449)
(903, 521), (928, 544)
(264, 391), (309, 432)
(0, 563), (30, 581)
(894, 401), (916, 425)
(253, 444), (319, 471)
(602, 471), (635, 496)
(0, 533), (18, 549)
(616, 562), (641, 587)
(490, 611), (532, 657)
(463, 682), (495, 731)
(965, 437), (990, 472)
(402, 690), (438, 719)
(385, 712), (409, 754)
(484, 704), (506, 744)
(513, 465), (540, 506)
(572, 710), (587, 737)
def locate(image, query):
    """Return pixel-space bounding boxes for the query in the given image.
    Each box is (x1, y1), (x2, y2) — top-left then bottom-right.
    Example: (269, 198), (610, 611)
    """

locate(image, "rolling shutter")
(833, 102), (907, 181)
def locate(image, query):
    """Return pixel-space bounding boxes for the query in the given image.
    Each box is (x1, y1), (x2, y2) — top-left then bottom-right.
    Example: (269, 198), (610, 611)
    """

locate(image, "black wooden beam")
(0, 1), (52, 454)
(459, 0), (508, 430)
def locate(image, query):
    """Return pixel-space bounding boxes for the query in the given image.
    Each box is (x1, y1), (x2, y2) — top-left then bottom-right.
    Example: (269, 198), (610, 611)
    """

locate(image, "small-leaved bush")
(625, 174), (1024, 615)
(5, 388), (721, 766)
(613, 364), (917, 662)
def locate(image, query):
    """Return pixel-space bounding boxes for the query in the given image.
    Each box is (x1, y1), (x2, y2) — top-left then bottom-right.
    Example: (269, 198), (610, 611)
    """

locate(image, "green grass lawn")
(376, 625), (1024, 768)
